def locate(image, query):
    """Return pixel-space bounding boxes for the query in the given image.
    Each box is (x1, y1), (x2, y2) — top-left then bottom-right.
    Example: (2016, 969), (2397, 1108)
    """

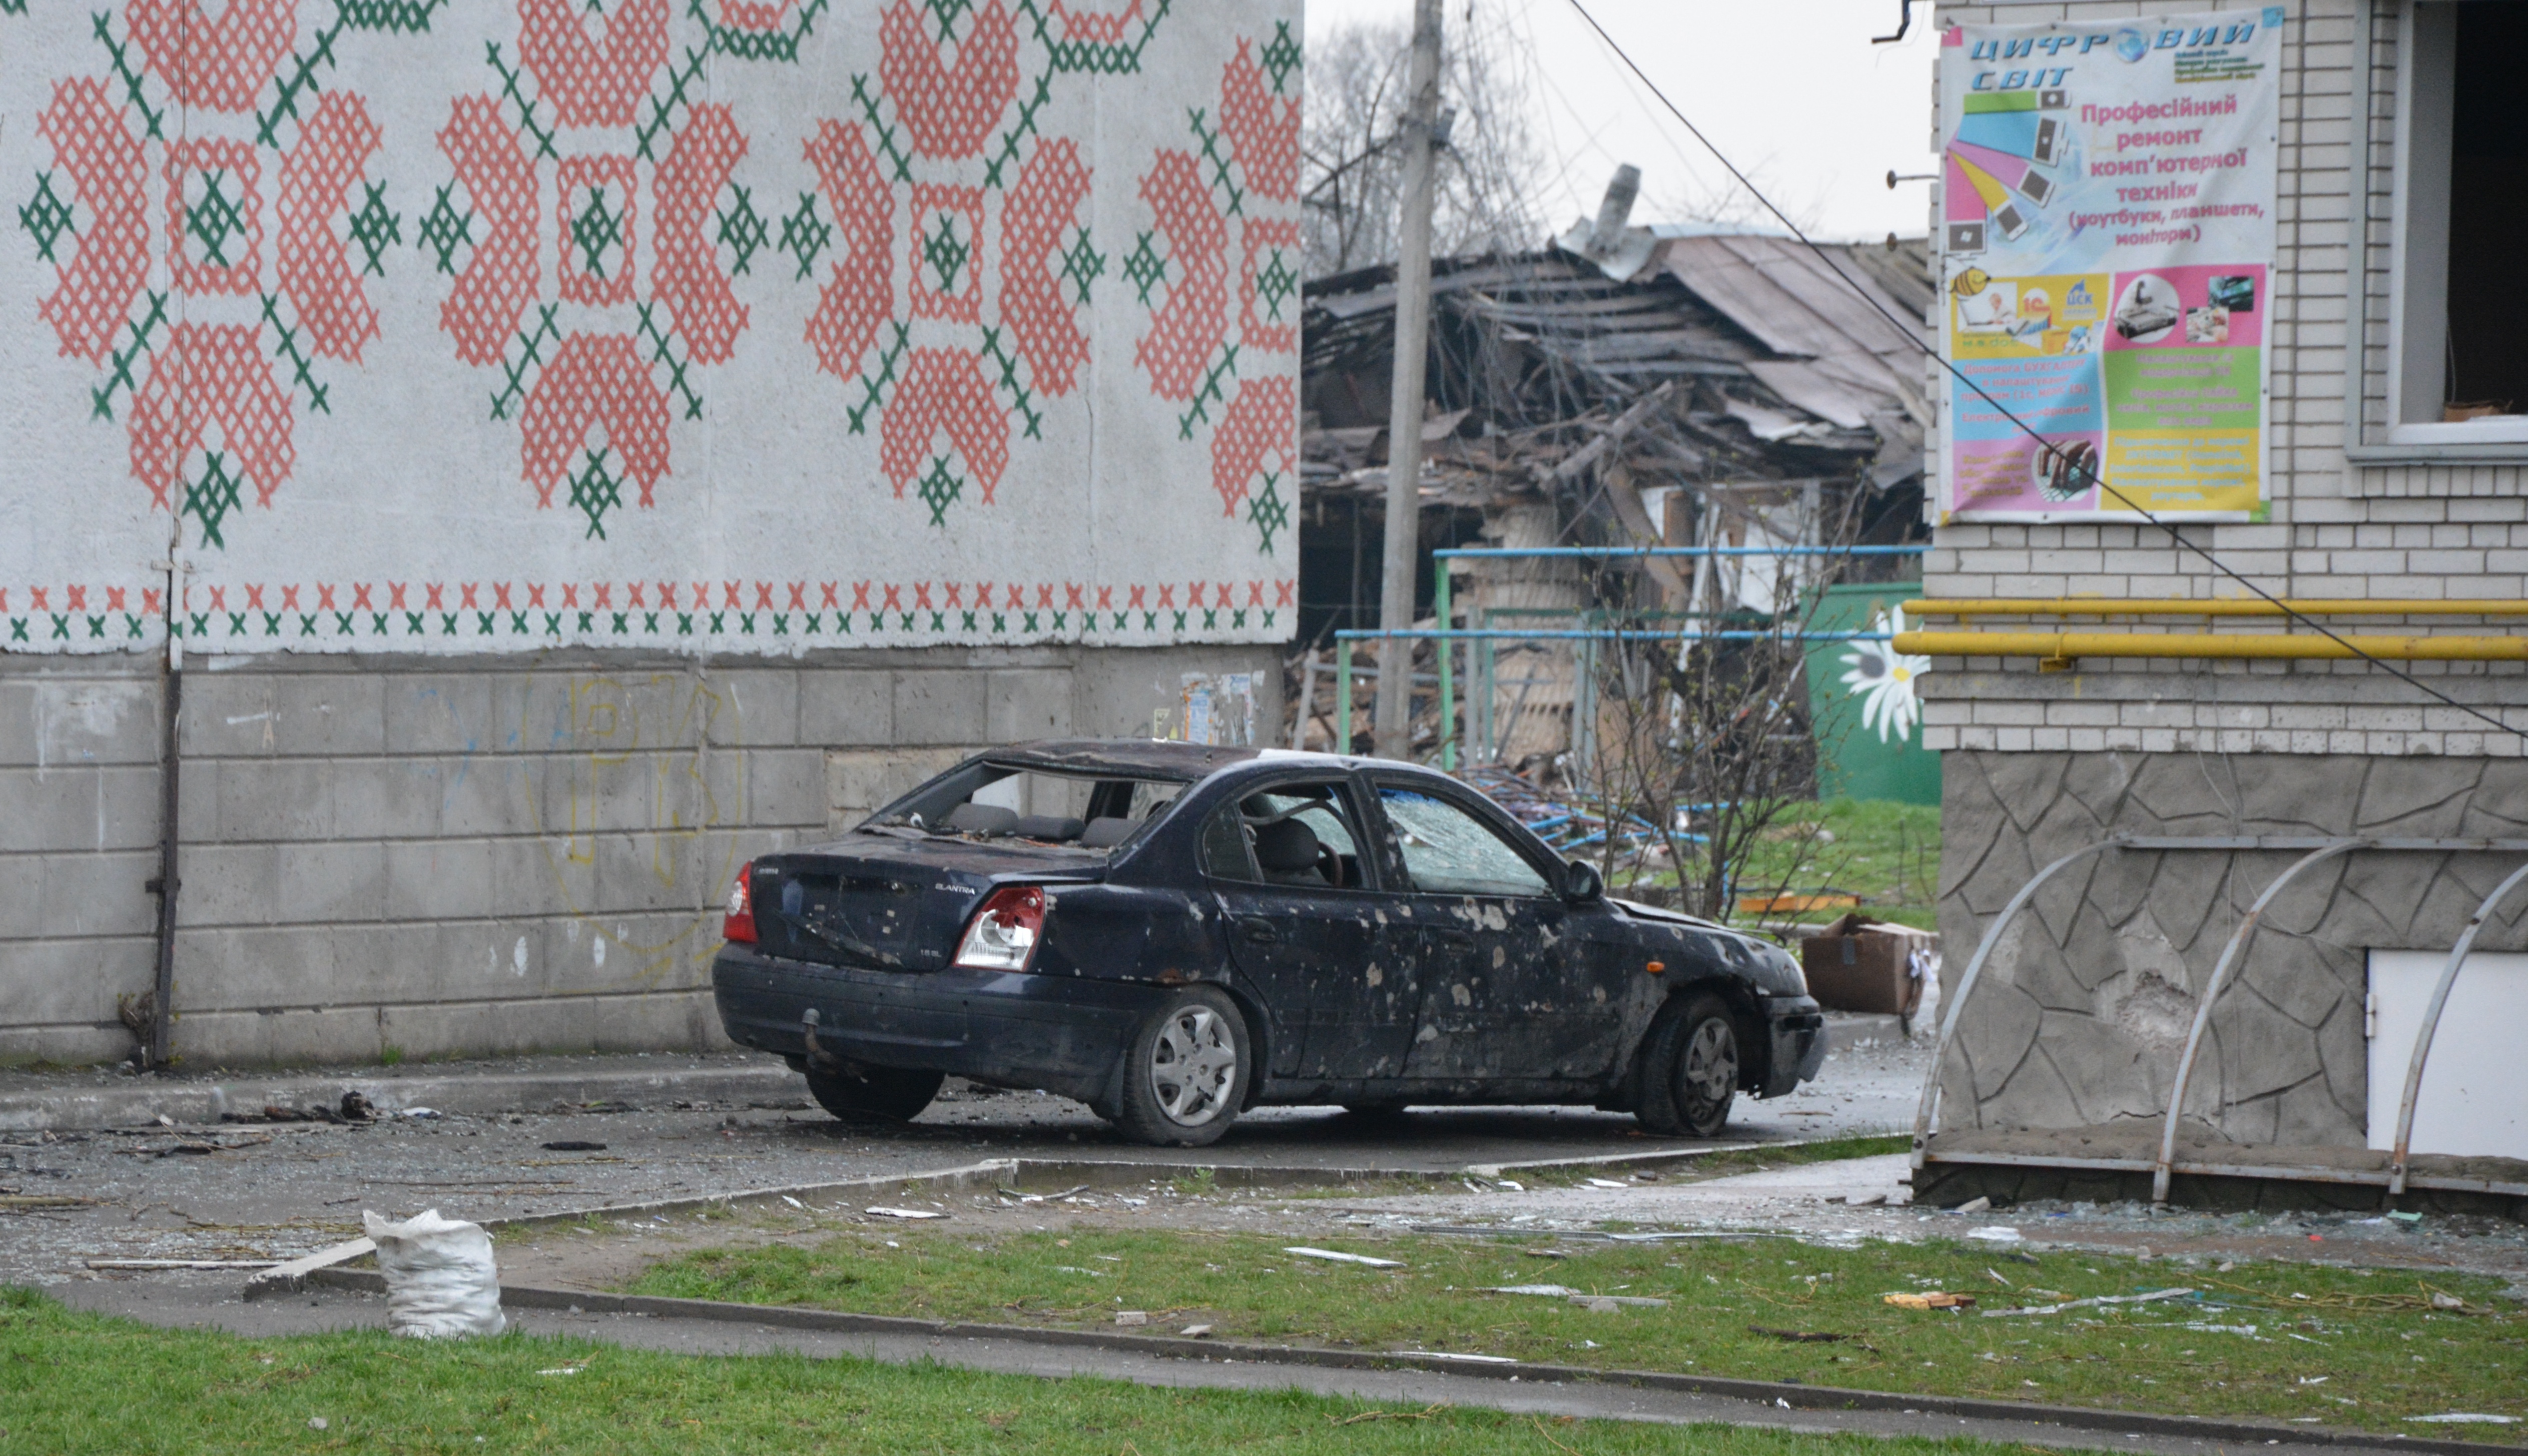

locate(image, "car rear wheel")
(1112, 988), (1249, 1147)
(804, 1065), (945, 1123)
(1668, 994), (1740, 1139)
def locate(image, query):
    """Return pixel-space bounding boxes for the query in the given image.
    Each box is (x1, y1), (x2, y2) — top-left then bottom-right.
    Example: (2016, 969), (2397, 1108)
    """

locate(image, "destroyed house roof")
(1302, 233), (1932, 466)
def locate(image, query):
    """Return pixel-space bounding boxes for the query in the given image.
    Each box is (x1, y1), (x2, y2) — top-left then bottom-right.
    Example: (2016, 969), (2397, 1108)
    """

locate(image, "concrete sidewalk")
(0, 1051), (802, 1131)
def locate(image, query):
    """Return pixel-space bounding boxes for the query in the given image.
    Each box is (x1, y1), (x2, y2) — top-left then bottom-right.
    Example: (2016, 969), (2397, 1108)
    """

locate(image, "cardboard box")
(1800, 913), (1938, 1017)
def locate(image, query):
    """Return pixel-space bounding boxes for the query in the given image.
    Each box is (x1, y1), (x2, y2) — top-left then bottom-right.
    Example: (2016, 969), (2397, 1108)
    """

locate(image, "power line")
(1560, 0), (2525, 746)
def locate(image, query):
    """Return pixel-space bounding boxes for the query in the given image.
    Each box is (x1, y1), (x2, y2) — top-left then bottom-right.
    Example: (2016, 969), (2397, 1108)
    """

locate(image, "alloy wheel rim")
(1683, 1019), (1737, 1106)
(1150, 1006), (1237, 1126)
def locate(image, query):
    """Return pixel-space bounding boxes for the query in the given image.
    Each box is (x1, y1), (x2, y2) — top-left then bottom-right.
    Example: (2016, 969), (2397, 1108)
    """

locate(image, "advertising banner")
(1935, 10), (2280, 523)
(0, 0), (1301, 654)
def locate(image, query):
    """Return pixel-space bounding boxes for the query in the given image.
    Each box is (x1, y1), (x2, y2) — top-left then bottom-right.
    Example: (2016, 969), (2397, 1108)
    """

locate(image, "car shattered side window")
(1200, 804), (1259, 882)
(1377, 787), (1551, 898)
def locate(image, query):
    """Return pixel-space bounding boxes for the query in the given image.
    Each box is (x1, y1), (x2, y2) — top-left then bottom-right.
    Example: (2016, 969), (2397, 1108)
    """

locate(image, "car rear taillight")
(954, 885), (1046, 971)
(723, 862), (758, 944)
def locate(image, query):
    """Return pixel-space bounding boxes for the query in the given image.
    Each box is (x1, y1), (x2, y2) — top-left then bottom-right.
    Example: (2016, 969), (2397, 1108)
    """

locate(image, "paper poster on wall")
(1935, 10), (2279, 523)
(0, 0), (1302, 654)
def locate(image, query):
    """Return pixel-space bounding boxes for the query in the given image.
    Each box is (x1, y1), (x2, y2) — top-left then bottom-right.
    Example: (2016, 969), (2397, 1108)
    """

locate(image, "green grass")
(1615, 799), (1942, 931)
(627, 1227), (2525, 1433)
(2, 1286), (2070, 1455)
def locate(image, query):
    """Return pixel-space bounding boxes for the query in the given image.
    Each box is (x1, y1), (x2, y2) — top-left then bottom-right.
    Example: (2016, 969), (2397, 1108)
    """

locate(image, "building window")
(2388, 2), (2528, 444)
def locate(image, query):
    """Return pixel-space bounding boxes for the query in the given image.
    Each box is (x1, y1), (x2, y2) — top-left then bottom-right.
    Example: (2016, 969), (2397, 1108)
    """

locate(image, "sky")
(1303, 0), (1942, 245)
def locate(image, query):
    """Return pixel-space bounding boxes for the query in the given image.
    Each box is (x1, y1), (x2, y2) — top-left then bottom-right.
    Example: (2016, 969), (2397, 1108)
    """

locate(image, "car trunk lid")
(749, 838), (1100, 972)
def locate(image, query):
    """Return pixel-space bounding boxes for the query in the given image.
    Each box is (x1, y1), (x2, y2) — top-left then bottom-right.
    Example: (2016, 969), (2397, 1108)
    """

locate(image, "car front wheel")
(1111, 988), (1250, 1147)
(1668, 993), (1740, 1138)
(804, 1064), (945, 1123)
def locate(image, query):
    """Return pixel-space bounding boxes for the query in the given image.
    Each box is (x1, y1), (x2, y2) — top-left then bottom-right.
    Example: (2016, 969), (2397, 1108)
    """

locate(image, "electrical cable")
(1561, 0), (2525, 745)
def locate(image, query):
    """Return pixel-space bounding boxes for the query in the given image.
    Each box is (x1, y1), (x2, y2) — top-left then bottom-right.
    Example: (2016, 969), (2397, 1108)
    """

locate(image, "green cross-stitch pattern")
(1254, 245), (1296, 324)
(716, 183), (767, 275)
(90, 291), (168, 421)
(1247, 471), (1289, 555)
(348, 181), (400, 277)
(1261, 20), (1300, 93)
(920, 209), (969, 297)
(185, 170), (248, 269)
(418, 185), (474, 274)
(1058, 226), (1104, 306)
(569, 182), (625, 279)
(779, 191), (832, 281)
(920, 0), (974, 42)
(94, 15), (167, 140)
(490, 305), (562, 421)
(634, 45), (707, 161)
(637, 301), (703, 421)
(19, 172), (75, 264)
(337, 0), (447, 30)
(261, 292), (332, 414)
(184, 452), (245, 549)
(1, 0), (28, 17)
(258, 18), (346, 147)
(692, 0), (829, 62)
(1123, 229), (1168, 306)
(979, 324), (1041, 440)
(916, 453), (962, 526)
(567, 447), (622, 538)
(1020, 0), (1172, 74)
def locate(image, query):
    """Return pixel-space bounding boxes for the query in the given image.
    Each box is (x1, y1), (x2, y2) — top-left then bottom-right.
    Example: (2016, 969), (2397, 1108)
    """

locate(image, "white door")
(2365, 950), (2528, 1160)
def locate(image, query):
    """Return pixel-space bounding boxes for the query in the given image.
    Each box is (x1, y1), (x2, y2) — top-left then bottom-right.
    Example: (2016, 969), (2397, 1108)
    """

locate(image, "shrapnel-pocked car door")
(1203, 780), (1414, 1081)
(1370, 779), (1634, 1083)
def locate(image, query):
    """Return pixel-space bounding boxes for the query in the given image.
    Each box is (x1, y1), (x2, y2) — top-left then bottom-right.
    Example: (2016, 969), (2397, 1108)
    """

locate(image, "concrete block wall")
(0, 644), (1278, 1069)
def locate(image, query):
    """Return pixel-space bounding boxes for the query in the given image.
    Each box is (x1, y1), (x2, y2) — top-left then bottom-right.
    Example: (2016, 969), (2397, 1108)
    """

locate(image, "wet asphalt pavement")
(2, 1020), (1928, 1288)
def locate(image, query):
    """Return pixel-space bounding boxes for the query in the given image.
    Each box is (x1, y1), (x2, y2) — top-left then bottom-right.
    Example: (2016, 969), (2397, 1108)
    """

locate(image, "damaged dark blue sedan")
(712, 741), (1825, 1146)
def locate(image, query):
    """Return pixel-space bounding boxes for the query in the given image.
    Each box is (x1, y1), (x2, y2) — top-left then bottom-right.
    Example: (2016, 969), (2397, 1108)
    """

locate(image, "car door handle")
(1427, 929), (1475, 949)
(1238, 918), (1281, 945)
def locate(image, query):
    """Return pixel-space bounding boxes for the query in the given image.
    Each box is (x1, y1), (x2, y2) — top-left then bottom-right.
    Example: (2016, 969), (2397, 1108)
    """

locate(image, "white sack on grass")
(362, 1209), (506, 1338)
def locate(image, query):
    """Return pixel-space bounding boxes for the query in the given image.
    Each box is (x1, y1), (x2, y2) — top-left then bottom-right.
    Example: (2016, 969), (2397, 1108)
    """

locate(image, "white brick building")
(1916, 1), (2528, 1210)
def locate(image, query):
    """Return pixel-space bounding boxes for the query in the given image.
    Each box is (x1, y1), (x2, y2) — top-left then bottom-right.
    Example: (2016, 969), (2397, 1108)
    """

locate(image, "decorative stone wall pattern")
(1936, 750), (2528, 1149)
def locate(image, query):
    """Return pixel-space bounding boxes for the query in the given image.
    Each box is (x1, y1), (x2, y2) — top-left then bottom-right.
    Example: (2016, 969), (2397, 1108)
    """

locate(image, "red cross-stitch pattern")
(165, 139), (263, 297)
(1236, 215), (1299, 355)
(556, 153), (638, 308)
(906, 183), (983, 323)
(437, 95), (541, 367)
(653, 106), (750, 366)
(125, 0), (297, 115)
(1218, 40), (1300, 204)
(519, 333), (673, 506)
(711, 0), (800, 33)
(1132, 150), (1227, 401)
(803, 119), (895, 382)
(1209, 374), (1296, 516)
(1046, 0), (1142, 46)
(999, 137), (1091, 397)
(36, 79), (150, 366)
(516, 0), (671, 129)
(878, 0), (1019, 161)
(278, 92), (384, 363)
(128, 323), (295, 510)
(882, 349), (1010, 503)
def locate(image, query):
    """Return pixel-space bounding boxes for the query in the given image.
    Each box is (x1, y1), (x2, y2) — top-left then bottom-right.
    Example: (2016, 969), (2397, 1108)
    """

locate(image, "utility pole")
(1373, 0), (1443, 762)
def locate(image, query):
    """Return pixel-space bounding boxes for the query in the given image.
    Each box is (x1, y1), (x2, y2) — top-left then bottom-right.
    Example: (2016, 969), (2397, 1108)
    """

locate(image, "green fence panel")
(1802, 582), (1941, 805)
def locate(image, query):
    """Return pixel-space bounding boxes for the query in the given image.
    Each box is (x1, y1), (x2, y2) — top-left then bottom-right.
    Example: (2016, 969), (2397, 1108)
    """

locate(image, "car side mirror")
(1562, 859), (1605, 904)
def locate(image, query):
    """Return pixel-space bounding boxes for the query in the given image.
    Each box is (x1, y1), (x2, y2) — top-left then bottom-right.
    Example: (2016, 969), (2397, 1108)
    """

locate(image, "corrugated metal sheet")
(1656, 235), (1930, 412)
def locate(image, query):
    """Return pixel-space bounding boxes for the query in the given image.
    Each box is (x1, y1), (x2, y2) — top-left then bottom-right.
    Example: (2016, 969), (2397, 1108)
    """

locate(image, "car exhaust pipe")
(801, 1007), (839, 1071)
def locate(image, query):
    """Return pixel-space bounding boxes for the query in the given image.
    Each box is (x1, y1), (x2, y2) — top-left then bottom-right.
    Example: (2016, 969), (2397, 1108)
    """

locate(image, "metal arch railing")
(2389, 860), (2528, 1195)
(1912, 835), (2528, 1203)
(2151, 839), (2369, 1203)
(1909, 837), (2127, 1172)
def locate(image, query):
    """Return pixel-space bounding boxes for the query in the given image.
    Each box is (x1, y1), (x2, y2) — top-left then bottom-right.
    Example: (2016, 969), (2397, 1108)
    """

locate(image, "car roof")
(978, 739), (1426, 785)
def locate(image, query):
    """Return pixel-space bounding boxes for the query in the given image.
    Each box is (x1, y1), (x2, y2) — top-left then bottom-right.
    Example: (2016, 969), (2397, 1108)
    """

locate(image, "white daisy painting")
(1839, 602), (1932, 744)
